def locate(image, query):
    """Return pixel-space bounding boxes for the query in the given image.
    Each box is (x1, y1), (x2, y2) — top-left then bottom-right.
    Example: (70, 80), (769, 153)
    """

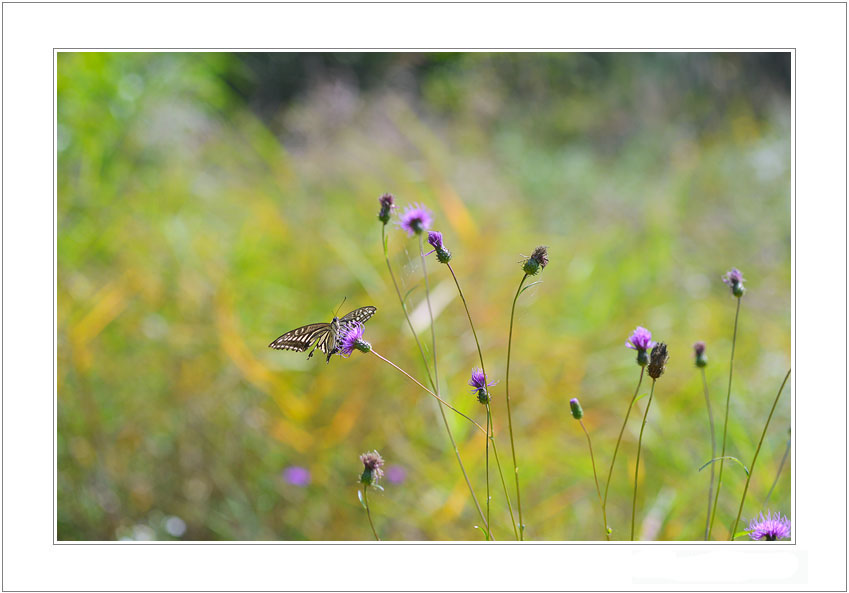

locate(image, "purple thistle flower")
(427, 231), (452, 264)
(722, 267), (746, 297)
(338, 323), (371, 357)
(378, 193), (395, 224)
(359, 450), (385, 486)
(626, 326), (656, 352)
(469, 367), (497, 404)
(399, 203), (433, 236)
(694, 341), (708, 367)
(747, 511), (791, 541)
(282, 466), (311, 487)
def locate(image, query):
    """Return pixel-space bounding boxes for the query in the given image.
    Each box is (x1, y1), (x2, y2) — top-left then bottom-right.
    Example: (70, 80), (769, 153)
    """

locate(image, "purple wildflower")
(338, 323), (371, 357)
(282, 466), (311, 487)
(359, 450), (385, 486)
(427, 231), (452, 264)
(569, 397), (584, 420)
(469, 367), (497, 404)
(386, 465), (407, 484)
(378, 193), (395, 224)
(626, 327), (656, 352)
(399, 203), (433, 236)
(722, 267), (746, 297)
(747, 511), (791, 541)
(694, 341), (708, 367)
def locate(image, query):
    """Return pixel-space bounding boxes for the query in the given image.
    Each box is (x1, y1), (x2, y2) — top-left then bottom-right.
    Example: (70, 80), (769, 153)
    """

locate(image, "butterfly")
(268, 306), (377, 363)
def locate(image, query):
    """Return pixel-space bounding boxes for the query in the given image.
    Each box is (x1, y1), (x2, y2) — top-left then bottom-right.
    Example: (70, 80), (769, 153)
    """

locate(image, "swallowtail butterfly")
(268, 306), (377, 363)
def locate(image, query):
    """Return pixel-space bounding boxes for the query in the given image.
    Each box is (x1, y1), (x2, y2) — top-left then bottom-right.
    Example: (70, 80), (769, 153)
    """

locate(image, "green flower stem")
(369, 349), (486, 435)
(447, 261), (518, 540)
(362, 485), (380, 541)
(709, 296), (743, 539)
(602, 366), (645, 540)
(763, 430), (791, 507)
(631, 379), (657, 541)
(701, 366), (717, 541)
(730, 369), (791, 540)
(578, 419), (605, 539)
(381, 225), (490, 538)
(489, 424), (519, 540)
(505, 273), (528, 539)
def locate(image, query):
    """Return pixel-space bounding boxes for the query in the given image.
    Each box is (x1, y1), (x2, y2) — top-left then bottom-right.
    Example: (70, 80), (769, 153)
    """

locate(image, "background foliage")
(57, 52), (790, 541)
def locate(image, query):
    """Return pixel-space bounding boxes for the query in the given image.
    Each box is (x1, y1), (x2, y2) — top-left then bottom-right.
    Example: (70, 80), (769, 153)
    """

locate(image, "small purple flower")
(722, 267), (746, 297)
(386, 465), (407, 484)
(626, 327), (655, 352)
(338, 323), (371, 357)
(747, 511), (791, 541)
(378, 193), (395, 224)
(426, 231), (452, 264)
(282, 466), (311, 487)
(694, 341), (708, 367)
(469, 367), (497, 404)
(359, 450), (385, 486)
(399, 203), (433, 236)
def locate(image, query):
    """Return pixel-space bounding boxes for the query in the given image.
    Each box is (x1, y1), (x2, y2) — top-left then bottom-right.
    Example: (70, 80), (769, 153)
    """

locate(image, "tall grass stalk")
(700, 366), (716, 540)
(505, 273), (528, 539)
(602, 366), (645, 540)
(730, 369), (791, 540)
(708, 296), (742, 539)
(381, 225), (490, 537)
(631, 379), (656, 540)
(447, 261), (519, 540)
(763, 430), (791, 507)
(578, 419), (605, 539)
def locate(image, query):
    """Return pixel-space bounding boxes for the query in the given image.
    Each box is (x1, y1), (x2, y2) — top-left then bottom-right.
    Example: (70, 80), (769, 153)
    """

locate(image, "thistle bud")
(522, 246), (549, 276)
(647, 342), (669, 380)
(427, 231), (452, 264)
(569, 397), (584, 420)
(722, 268), (746, 298)
(359, 450), (385, 486)
(377, 193), (395, 225)
(693, 341), (708, 368)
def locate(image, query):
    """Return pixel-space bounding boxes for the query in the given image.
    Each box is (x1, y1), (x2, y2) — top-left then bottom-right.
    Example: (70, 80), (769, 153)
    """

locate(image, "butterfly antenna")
(332, 296), (347, 318)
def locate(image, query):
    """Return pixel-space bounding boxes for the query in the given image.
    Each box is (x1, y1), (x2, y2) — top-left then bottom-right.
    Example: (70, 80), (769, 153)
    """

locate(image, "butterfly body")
(268, 306), (376, 363)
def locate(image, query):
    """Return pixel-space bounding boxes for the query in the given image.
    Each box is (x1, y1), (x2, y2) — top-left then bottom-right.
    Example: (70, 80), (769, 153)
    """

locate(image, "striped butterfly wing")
(340, 306), (377, 325)
(268, 323), (331, 352)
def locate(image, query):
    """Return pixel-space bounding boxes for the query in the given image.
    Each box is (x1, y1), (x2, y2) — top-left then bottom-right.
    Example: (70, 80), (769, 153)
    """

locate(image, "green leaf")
(402, 285), (419, 305)
(519, 280), (544, 295)
(698, 456), (750, 476)
(473, 525), (490, 541)
(634, 392), (650, 404)
(373, 484), (384, 492)
(357, 489), (366, 509)
(732, 530), (752, 540)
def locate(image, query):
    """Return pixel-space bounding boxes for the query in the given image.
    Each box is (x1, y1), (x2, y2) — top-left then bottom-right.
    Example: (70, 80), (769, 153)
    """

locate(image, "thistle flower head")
(626, 326), (655, 365)
(693, 341), (708, 367)
(359, 450), (385, 486)
(377, 193), (395, 224)
(522, 245), (549, 276)
(468, 367), (497, 404)
(747, 511), (791, 541)
(647, 342), (669, 380)
(427, 231), (452, 264)
(338, 323), (371, 357)
(569, 397), (584, 420)
(722, 267), (746, 297)
(399, 203), (433, 236)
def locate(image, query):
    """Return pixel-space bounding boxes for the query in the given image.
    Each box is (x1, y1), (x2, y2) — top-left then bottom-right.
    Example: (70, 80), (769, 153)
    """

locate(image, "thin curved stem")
(369, 349), (486, 434)
(505, 273), (528, 539)
(602, 366), (645, 540)
(730, 369), (791, 540)
(579, 419), (605, 539)
(447, 262), (517, 540)
(381, 225), (490, 537)
(631, 379), (657, 541)
(362, 485), (380, 541)
(763, 430), (791, 508)
(489, 431), (519, 540)
(485, 404), (491, 538)
(708, 296), (742, 539)
(701, 366), (717, 541)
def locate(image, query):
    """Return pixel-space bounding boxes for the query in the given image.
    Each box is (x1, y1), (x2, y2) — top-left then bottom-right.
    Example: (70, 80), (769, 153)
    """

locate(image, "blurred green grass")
(57, 52), (790, 541)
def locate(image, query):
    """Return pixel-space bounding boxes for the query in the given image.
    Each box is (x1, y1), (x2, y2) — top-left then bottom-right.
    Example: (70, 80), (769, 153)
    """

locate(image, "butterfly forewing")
(340, 306), (377, 325)
(268, 323), (331, 352)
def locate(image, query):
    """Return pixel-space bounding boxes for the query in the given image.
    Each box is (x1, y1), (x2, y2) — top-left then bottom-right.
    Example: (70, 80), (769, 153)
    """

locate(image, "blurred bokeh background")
(57, 52), (790, 541)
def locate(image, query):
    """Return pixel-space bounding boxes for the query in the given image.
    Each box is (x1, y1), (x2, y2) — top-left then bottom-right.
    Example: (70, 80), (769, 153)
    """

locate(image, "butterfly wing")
(340, 306), (377, 325)
(268, 323), (331, 352)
